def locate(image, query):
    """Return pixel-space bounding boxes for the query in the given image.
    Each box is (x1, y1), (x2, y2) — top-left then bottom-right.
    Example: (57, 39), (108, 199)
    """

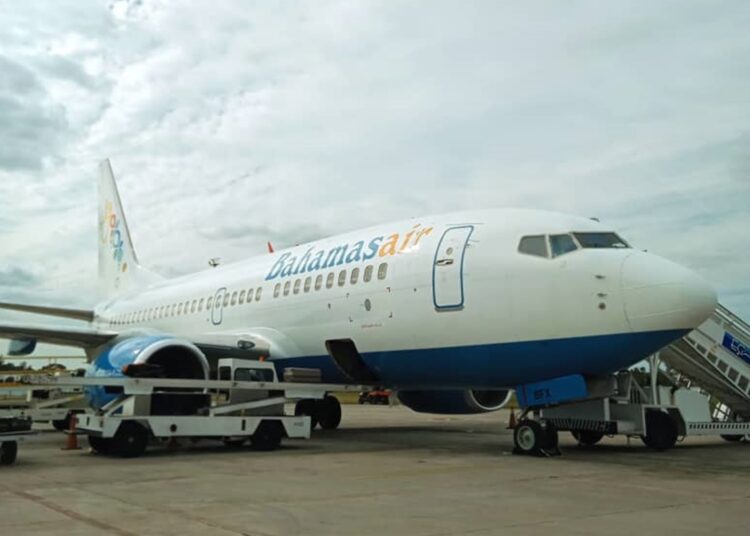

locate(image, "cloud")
(0, 0), (748, 321)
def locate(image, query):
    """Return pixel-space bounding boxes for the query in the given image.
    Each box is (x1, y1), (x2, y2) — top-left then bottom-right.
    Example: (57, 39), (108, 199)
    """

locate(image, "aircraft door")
(211, 287), (227, 325)
(433, 226), (474, 310)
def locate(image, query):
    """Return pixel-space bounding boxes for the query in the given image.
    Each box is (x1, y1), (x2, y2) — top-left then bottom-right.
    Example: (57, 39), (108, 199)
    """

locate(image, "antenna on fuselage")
(208, 258), (221, 268)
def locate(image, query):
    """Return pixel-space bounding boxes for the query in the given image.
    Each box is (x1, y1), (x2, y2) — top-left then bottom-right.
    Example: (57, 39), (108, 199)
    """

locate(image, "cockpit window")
(518, 235), (549, 258)
(573, 232), (629, 249)
(549, 234), (578, 257)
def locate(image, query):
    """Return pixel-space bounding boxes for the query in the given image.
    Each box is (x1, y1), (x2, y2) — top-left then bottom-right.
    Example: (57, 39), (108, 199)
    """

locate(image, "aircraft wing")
(0, 321), (117, 349)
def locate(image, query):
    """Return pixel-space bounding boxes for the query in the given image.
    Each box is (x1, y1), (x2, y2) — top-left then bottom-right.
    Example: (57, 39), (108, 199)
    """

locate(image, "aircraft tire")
(640, 411), (678, 451)
(0, 441), (18, 465)
(571, 430), (604, 446)
(88, 435), (113, 455)
(295, 399), (319, 429)
(317, 396), (342, 430)
(251, 421), (283, 451)
(111, 421), (148, 458)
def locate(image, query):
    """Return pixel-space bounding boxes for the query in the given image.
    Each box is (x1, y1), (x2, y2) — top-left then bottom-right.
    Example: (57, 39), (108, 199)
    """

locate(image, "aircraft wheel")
(640, 411), (678, 451)
(88, 435), (113, 455)
(111, 421), (148, 458)
(295, 399), (319, 429)
(0, 441), (18, 465)
(317, 396), (342, 430)
(571, 430), (604, 446)
(251, 421), (283, 451)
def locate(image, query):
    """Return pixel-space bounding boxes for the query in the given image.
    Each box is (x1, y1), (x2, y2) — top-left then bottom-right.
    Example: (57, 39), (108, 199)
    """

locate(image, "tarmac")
(0, 405), (748, 536)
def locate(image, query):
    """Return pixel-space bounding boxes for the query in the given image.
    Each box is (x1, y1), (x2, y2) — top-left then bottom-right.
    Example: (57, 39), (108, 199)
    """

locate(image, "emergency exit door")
(432, 226), (474, 310)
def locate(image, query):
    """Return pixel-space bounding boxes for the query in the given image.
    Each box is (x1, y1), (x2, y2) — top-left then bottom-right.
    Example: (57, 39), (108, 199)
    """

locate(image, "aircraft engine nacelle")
(396, 389), (513, 415)
(85, 335), (209, 409)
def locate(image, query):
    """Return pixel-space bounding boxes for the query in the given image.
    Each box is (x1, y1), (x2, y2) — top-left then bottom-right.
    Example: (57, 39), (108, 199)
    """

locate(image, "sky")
(0, 0), (749, 346)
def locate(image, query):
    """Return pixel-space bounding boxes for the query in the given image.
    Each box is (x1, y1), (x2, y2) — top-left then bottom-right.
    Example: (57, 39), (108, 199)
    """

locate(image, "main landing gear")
(295, 395), (342, 430)
(513, 419), (560, 457)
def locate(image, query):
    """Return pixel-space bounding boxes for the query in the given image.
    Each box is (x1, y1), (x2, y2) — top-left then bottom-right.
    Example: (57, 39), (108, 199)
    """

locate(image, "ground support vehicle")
(22, 359), (365, 458)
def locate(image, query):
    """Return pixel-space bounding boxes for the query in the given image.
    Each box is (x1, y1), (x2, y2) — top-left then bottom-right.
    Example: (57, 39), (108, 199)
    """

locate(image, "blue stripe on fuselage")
(272, 329), (689, 388)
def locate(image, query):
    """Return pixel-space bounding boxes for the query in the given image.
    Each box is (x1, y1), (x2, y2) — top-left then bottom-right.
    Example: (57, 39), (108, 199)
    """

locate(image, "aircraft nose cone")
(621, 252), (717, 333)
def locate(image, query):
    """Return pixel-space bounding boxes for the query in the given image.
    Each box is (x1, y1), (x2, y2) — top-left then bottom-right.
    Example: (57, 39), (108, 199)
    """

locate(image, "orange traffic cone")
(507, 409), (518, 430)
(61, 414), (81, 451)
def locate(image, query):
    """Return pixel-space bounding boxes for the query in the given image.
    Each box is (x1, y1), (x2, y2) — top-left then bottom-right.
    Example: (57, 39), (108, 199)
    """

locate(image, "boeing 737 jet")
(0, 161), (717, 440)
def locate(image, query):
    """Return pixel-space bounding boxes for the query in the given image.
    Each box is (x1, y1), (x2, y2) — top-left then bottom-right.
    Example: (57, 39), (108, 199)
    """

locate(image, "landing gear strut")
(294, 395), (342, 430)
(513, 419), (560, 457)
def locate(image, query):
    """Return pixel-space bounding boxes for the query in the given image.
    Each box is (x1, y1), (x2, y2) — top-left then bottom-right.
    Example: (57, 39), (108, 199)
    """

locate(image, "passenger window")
(239, 290), (246, 304)
(284, 281), (291, 296)
(230, 292), (238, 306)
(255, 287), (262, 301)
(364, 265), (373, 282)
(326, 272), (335, 289)
(338, 270), (347, 287)
(550, 234), (578, 258)
(207, 297), (213, 310)
(198, 298), (204, 311)
(315, 275), (323, 291)
(304, 277), (312, 293)
(191, 300), (197, 313)
(247, 288), (254, 303)
(293, 279), (301, 294)
(378, 263), (388, 280)
(222, 294), (230, 307)
(351, 267), (360, 285)
(274, 284), (281, 298)
(518, 236), (549, 258)
(177, 304), (182, 315)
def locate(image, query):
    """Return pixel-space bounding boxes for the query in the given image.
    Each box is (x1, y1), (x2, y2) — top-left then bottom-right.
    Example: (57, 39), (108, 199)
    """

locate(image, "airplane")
(0, 160), (717, 452)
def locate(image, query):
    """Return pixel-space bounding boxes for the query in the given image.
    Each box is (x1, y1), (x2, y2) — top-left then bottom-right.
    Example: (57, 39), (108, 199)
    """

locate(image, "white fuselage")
(94, 208), (716, 389)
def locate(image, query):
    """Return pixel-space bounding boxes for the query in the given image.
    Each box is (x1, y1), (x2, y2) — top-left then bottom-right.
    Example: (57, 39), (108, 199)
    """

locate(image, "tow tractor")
(20, 358), (364, 458)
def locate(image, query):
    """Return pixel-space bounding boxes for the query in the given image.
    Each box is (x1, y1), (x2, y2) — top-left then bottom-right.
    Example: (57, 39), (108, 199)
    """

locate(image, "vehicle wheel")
(571, 430), (605, 446)
(88, 435), (112, 455)
(111, 421), (148, 458)
(295, 399), (319, 429)
(721, 434), (743, 442)
(317, 395), (342, 430)
(251, 421), (283, 451)
(0, 442), (18, 465)
(513, 419), (544, 456)
(52, 412), (73, 432)
(543, 421), (559, 451)
(222, 438), (246, 448)
(640, 411), (678, 451)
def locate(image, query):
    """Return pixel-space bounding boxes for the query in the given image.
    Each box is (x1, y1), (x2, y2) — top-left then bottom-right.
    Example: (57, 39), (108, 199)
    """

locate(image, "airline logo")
(266, 224), (433, 281)
(102, 200), (128, 273)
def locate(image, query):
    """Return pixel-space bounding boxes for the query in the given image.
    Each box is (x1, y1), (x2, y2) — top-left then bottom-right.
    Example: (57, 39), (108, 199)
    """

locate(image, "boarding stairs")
(660, 304), (750, 423)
